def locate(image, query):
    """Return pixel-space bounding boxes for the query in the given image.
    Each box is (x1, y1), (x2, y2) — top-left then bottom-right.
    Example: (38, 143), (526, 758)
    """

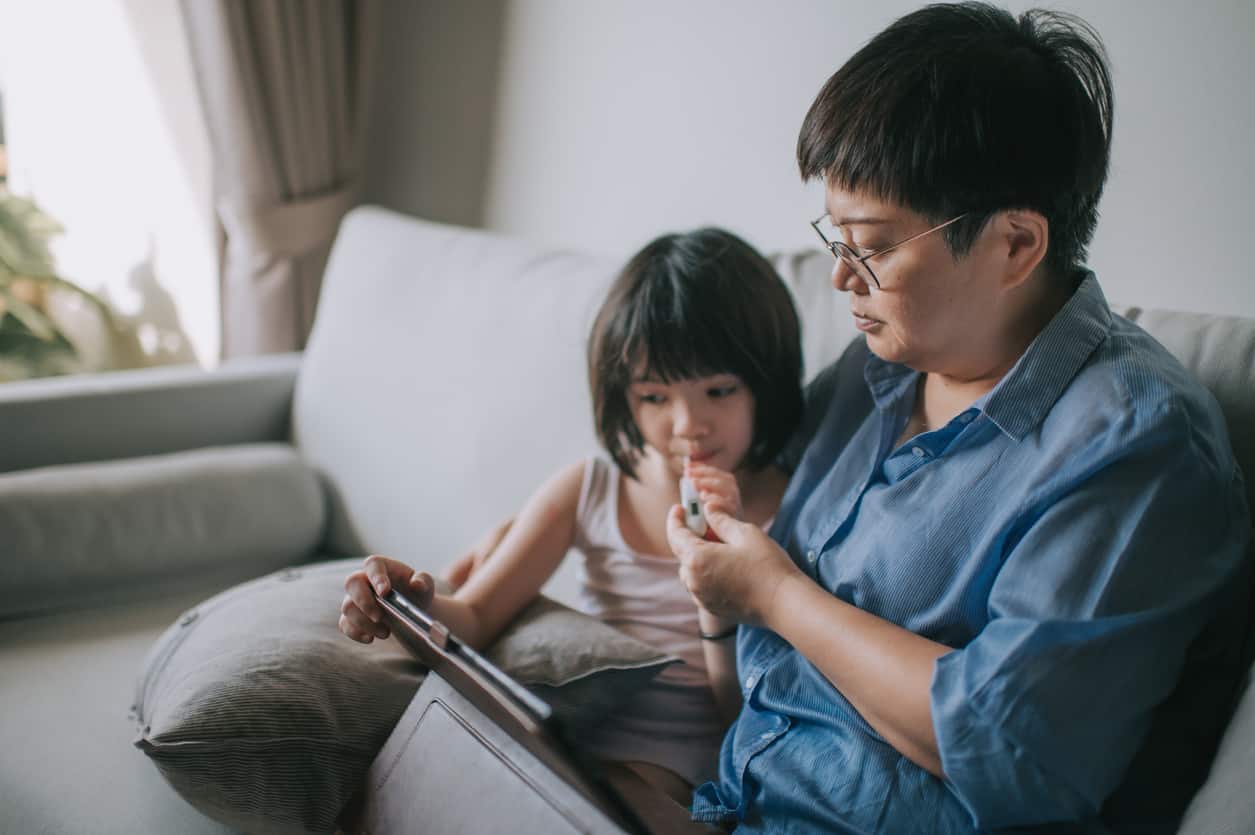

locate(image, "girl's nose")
(672, 399), (709, 438)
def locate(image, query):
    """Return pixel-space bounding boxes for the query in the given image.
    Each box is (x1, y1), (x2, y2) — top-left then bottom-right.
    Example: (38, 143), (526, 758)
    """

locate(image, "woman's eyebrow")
(832, 215), (893, 227)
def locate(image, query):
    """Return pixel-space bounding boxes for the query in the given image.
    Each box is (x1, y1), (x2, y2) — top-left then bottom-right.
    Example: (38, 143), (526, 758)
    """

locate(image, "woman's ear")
(997, 210), (1049, 289)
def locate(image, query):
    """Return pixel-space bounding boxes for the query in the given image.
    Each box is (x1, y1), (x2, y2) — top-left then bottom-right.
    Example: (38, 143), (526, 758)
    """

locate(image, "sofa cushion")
(133, 558), (676, 834)
(0, 443), (325, 618)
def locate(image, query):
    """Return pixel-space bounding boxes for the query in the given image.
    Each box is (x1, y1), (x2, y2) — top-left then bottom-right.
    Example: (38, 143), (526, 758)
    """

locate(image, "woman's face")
(824, 187), (1002, 376)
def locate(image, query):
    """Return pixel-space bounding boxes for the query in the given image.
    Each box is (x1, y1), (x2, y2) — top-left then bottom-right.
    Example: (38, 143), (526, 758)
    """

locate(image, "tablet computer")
(375, 588), (656, 834)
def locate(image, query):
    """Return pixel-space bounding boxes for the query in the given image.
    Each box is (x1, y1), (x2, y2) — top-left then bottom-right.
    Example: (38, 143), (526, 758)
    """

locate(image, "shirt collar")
(863, 272), (1111, 442)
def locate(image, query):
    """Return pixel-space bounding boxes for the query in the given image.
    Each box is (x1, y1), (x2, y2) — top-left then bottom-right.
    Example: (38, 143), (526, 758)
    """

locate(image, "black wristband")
(699, 624), (738, 641)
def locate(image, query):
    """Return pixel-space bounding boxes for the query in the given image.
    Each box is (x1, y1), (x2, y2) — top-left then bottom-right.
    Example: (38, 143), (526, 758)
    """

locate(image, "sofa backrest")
(1101, 305), (1255, 833)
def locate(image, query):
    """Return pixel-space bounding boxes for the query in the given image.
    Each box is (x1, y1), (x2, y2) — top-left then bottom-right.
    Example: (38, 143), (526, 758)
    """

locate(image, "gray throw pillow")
(132, 558), (676, 835)
(484, 594), (680, 730)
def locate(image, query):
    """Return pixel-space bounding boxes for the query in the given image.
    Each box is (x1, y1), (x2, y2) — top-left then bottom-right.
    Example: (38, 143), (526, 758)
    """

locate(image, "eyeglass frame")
(809, 211), (968, 289)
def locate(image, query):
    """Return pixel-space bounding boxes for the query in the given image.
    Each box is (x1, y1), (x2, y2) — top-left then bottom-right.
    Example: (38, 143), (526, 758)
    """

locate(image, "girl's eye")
(708, 385), (738, 399)
(638, 393), (666, 405)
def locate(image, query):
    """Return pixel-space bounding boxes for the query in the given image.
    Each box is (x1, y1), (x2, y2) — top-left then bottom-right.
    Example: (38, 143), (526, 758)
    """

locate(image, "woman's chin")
(863, 332), (897, 358)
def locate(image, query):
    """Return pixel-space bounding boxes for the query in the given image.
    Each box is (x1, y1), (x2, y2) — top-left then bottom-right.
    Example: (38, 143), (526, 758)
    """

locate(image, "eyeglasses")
(809, 212), (968, 289)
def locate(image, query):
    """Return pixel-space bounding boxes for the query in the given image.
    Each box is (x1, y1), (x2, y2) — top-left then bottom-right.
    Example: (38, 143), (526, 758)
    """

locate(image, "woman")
(668, 4), (1249, 834)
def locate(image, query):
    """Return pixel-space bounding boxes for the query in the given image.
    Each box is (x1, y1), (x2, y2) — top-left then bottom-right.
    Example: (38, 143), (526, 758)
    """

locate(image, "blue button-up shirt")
(691, 275), (1250, 833)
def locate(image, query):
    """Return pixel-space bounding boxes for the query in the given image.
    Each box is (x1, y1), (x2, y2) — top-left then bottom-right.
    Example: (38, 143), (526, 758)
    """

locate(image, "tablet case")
(350, 590), (715, 835)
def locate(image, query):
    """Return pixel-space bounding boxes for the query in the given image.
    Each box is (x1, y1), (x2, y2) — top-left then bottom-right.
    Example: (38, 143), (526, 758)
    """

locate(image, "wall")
(363, 0), (1255, 318)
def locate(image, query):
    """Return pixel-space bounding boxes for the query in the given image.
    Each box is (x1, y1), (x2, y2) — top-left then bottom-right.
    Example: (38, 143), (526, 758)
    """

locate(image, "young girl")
(338, 227), (803, 802)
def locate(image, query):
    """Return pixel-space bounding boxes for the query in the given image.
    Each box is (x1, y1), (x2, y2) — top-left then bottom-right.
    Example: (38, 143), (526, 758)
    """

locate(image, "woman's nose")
(831, 257), (871, 295)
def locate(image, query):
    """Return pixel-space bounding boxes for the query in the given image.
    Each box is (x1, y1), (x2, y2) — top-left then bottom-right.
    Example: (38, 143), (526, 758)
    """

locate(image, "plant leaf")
(0, 289), (61, 342)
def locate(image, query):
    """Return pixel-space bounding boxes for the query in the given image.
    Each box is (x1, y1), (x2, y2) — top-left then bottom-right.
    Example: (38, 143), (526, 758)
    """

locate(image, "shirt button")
(912, 446), (926, 458)
(960, 412), (974, 424)
(745, 675), (756, 689)
(806, 549), (817, 563)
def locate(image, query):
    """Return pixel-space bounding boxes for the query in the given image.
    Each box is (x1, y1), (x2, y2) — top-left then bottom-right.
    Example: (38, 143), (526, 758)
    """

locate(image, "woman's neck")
(919, 273), (1075, 427)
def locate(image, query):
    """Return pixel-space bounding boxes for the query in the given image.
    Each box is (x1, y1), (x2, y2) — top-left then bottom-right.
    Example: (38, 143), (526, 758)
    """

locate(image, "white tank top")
(571, 456), (726, 786)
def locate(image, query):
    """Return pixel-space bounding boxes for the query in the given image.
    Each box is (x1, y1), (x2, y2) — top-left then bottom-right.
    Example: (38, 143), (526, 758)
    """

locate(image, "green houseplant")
(0, 190), (118, 381)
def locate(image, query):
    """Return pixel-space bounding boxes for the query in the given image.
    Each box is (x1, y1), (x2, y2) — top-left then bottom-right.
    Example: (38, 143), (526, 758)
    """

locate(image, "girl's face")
(626, 371), (756, 480)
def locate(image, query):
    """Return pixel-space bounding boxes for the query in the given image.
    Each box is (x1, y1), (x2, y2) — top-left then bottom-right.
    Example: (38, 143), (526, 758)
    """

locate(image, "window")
(0, 1), (217, 381)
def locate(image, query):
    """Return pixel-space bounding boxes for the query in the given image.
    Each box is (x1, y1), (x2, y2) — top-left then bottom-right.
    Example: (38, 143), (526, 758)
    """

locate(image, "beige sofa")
(1, 206), (1251, 833)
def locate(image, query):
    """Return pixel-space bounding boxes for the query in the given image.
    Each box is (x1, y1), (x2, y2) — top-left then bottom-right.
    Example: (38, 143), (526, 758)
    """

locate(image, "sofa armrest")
(0, 353), (301, 474)
(0, 443), (326, 618)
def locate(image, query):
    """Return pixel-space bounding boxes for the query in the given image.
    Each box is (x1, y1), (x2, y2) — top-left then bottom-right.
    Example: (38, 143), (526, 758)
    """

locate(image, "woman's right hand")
(339, 554), (435, 644)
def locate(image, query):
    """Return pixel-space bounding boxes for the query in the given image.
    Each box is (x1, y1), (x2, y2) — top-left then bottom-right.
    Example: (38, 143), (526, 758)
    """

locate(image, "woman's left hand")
(666, 503), (804, 626)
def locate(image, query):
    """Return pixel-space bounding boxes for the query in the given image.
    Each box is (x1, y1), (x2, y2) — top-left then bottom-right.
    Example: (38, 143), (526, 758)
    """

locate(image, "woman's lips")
(853, 312), (882, 332)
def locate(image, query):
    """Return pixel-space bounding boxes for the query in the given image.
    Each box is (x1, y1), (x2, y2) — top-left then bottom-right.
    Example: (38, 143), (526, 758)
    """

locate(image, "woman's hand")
(339, 554), (435, 644)
(684, 461), (743, 520)
(443, 516), (514, 589)
(666, 504), (804, 626)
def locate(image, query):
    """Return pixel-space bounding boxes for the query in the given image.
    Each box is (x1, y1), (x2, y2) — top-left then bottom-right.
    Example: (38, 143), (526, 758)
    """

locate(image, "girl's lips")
(688, 451), (718, 464)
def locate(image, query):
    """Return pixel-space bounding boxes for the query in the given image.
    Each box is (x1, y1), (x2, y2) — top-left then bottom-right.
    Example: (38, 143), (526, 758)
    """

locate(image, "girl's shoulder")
(520, 458), (592, 522)
(570, 455), (623, 540)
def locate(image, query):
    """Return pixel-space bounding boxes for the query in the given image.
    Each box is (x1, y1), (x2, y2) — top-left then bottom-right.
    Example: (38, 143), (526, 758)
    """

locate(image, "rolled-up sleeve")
(930, 407), (1249, 830)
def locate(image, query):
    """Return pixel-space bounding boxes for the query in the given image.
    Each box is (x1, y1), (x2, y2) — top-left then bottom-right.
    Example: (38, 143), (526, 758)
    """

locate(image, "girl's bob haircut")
(587, 227), (803, 479)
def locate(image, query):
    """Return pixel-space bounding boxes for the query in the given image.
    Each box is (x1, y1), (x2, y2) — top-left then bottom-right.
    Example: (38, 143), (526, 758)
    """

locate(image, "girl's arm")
(341, 460), (586, 651)
(444, 516), (514, 589)
(447, 460), (585, 648)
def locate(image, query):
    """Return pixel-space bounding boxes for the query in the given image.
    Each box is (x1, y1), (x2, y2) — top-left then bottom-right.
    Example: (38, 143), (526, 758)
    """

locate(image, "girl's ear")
(996, 210), (1049, 290)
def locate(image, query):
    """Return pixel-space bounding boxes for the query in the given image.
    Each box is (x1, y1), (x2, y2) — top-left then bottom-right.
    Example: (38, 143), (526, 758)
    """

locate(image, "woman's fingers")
(666, 503), (702, 560)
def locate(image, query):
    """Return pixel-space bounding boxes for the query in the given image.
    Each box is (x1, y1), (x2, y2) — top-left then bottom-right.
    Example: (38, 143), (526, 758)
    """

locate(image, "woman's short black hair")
(797, 2), (1113, 277)
(588, 228), (804, 479)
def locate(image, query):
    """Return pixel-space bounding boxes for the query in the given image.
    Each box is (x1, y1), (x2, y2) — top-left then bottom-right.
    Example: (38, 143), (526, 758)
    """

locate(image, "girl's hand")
(339, 555), (435, 644)
(684, 461), (743, 520)
(666, 504), (803, 626)
(444, 516), (514, 589)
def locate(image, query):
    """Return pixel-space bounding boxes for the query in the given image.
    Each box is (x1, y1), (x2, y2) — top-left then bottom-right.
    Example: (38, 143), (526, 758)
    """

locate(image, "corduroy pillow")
(132, 558), (675, 835)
